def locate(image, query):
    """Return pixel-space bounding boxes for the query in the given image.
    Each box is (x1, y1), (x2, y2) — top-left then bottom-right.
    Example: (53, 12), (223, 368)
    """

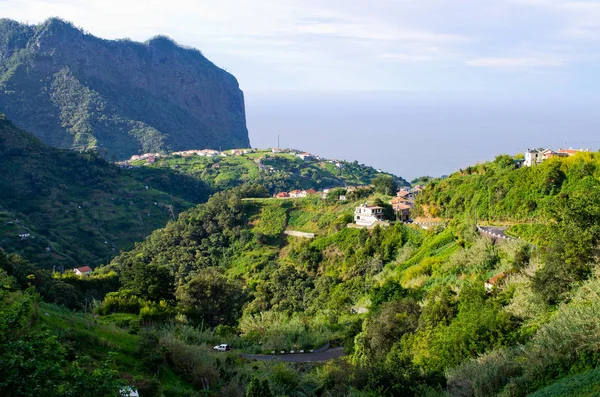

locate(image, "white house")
(354, 204), (386, 226)
(524, 149), (542, 167)
(296, 152), (314, 160)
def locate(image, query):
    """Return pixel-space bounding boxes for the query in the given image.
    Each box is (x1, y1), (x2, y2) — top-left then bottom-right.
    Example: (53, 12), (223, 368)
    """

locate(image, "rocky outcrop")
(0, 18), (250, 159)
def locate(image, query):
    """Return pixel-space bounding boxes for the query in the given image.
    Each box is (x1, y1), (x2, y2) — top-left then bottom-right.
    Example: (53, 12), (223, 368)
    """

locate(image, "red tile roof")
(75, 266), (92, 273)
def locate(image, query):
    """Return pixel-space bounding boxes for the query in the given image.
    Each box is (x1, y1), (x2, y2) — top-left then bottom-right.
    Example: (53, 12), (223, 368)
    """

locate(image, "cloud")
(0, 0), (596, 91)
(466, 57), (564, 68)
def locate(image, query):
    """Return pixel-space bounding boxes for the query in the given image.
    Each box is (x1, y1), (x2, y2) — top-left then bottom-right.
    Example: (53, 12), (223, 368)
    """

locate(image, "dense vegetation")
(132, 150), (408, 193)
(0, 114), (212, 269)
(415, 152), (600, 223)
(2, 141), (600, 396)
(0, 17), (249, 160)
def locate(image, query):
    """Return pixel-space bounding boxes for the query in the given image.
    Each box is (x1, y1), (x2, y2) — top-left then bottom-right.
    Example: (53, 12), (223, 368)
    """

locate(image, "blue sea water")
(246, 91), (600, 181)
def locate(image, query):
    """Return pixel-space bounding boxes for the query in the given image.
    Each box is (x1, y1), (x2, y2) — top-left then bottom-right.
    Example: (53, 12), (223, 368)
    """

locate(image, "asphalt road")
(241, 347), (345, 363)
(478, 226), (511, 239)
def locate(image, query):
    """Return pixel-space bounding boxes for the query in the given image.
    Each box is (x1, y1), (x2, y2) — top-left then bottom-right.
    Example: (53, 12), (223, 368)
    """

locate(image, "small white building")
(524, 149), (544, 167)
(354, 204), (386, 226)
(74, 266), (93, 276)
(296, 152), (314, 160)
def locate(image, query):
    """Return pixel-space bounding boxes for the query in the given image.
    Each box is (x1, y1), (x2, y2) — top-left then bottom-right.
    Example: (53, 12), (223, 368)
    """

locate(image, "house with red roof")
(485, 272), (507, 292)
(74, 266), (93, 276)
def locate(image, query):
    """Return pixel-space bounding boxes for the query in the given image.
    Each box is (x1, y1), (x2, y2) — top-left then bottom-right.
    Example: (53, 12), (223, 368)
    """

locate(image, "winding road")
(477, 225), (514, 240)
(241, 347), (345, 363)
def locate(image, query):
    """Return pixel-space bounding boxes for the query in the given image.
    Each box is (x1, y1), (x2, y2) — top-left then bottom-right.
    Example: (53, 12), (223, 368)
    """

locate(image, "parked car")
(213, 344), (231, 352)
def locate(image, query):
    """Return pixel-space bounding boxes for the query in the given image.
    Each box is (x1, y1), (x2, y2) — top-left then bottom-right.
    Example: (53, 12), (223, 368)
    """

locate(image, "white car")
(213, 343), (231, 352)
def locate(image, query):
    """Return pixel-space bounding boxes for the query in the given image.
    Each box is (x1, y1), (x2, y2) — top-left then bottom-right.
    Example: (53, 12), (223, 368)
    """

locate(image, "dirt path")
(241, 347), (344, 363)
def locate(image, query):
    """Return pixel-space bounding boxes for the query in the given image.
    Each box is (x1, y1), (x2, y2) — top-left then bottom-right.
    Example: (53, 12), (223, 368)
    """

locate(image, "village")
(523, 147), (589, 167)
(119, 147), (344, 167)
(272, 185), (423, 228)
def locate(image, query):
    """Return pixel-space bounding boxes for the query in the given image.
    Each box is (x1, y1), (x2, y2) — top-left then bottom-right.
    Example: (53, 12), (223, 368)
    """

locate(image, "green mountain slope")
(415, 152), (600, 224)
(127, 148), (409, 193)
(0, 18), (249, 160)
(97, 157), (599, 395)
(0, 114), (211, 269)
(2, 172), (600, 395)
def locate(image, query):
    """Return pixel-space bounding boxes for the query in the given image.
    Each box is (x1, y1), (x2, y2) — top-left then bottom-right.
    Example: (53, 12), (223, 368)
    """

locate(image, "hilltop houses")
(354, 204), (386, 226)
(525, 148), (590, 167)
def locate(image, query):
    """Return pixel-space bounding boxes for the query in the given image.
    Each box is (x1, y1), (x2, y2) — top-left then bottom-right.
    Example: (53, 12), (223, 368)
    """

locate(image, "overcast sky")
(2, 0), (600, 94)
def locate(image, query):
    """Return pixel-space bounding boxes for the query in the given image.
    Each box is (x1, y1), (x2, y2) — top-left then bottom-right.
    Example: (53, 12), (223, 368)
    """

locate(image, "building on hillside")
(74, 266), (93, 276)
(412, 185), (424, 194)
(525, 147), (589, 167)
(525, 149), (542, 167)
(393, 203), (412, 222)
(484, 272), (507, 292)
(396, 190), (411, 199)
(303, 189), (317, 196)
(390, 196), (409, 204)
(289, 190), (303, 198)
(354, 204), (386, 226)
(558, 148), (590, 156)
(275, 192), (290, 198)
(339, 195), (347, 201)
(296, 152), (315, 160)
(272, 148), (283, 153)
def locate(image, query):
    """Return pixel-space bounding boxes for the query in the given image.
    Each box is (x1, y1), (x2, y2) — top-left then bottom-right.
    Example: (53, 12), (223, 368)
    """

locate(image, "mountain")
(124, 148), (410, 193)
(0, 18), (250, 160)
(0, 113), (211, 268)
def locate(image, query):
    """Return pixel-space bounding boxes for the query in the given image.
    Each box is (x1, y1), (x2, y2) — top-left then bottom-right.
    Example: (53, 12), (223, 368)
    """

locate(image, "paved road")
(478, 225), (512, 240)
(241, 347), (344, 363)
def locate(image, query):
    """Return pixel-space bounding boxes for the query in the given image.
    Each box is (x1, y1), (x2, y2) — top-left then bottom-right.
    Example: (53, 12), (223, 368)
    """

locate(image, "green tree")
(176, 268), (246, 326)
(246, 377), (273, 397)
(372, 175), (398, 196)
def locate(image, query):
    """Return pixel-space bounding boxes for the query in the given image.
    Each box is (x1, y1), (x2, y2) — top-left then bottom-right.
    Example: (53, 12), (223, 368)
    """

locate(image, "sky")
(1, 0), (599, 178)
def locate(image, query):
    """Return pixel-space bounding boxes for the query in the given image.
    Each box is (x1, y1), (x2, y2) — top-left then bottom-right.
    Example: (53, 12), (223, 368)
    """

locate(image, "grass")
(527, 368), (600, 397)
(37, 302), (196, 394)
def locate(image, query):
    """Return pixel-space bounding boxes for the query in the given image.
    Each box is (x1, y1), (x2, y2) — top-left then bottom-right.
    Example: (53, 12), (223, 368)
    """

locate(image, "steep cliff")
(0, 18), (250, 159)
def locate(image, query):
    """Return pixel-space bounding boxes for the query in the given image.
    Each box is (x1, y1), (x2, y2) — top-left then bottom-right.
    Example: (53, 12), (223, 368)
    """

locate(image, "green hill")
(0, 18), (249, 160)
(415, 152), (600, 224)
(95, 156), (598, 396)
(0, 114), (211, 269)
(2, 175), (600, 395)
(126, 148), (409, 193)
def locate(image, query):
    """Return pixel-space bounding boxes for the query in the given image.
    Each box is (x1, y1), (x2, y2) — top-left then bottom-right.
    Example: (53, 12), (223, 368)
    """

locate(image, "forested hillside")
(0, 18), (250, 159)
(2, 151), (599, 396)
(66, 174), (598, 395)
(132, 149), (409, 193)
(0, 114), (211, 269)
(416, 152), (600, 223)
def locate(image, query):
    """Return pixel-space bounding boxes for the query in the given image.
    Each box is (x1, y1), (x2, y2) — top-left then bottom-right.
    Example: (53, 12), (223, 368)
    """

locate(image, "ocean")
(246, 91), (600, 181)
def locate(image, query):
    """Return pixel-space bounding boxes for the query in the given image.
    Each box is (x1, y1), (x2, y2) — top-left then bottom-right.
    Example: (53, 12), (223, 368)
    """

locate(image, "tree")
(176, 268), (246, 326)
(372, 175), (398, 196)
(246, 377), (273, 397)
(121, 263), (175, 303)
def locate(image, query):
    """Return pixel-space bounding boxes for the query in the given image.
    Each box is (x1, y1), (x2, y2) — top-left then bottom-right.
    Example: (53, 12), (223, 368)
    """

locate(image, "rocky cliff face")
(0, 18), (250, 159)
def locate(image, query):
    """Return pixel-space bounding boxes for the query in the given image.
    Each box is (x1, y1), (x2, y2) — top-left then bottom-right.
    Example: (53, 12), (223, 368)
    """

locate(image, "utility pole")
(277, 132), (280, 149)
